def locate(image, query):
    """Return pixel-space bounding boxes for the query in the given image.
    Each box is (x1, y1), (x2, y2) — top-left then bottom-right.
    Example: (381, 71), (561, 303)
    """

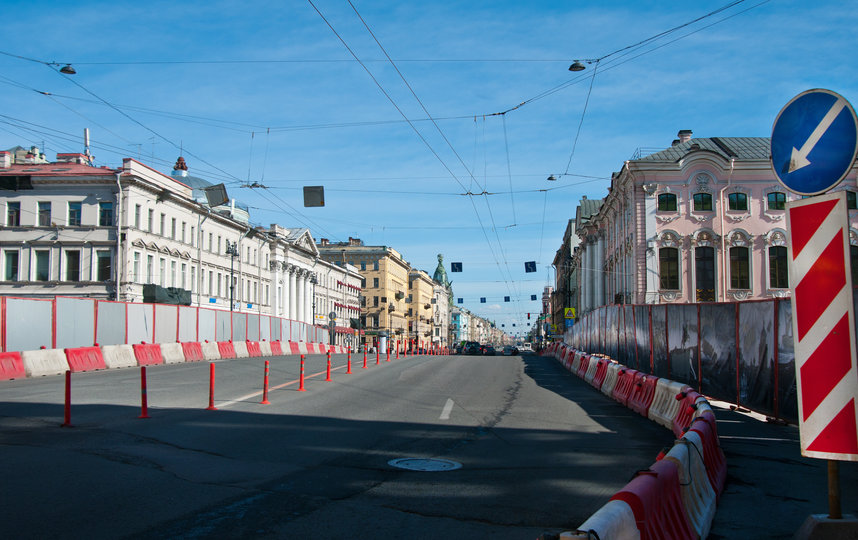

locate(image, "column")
(596, 234), (606, 308)
(288, 268), (297, 321)
(296, 272), (305, 325)
(305, 275), (314, 326)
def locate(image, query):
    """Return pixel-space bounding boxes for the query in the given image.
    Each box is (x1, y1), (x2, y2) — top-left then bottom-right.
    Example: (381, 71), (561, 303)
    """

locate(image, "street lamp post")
(226, 241), (239, 312)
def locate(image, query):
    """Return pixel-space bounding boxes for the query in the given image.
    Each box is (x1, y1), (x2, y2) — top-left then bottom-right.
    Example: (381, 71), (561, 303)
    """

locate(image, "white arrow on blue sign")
(771, 89), (858, 195)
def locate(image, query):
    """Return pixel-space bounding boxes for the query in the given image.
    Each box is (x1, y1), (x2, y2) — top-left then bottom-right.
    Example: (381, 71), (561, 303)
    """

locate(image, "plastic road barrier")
(601, 362), (622, 397)
(22, 348), (68, 377)
(101, 344), (138, 369)
(232, 341), (249, 358)
(672, 390), (704, 438)
(592, 358), (610, 390)
(65, 346), (106, 372)
(648, 380), (691, 431)
(577, 354), (592, 378)
(181, 342), (205, 362)
(269, 341), (283, 356)
(201, 341), (221, 361)
(584, 356), (600, 385)
(570, 351), (583, 374)
(612, 368), (639, 407)
(627, 373), (659, 418)
(565, 499), (641, 540)
(217, 341), (236, 360)
(689, 414), (727, 497)
(0, 351), (26, 380)
(159, 343), (185, 364)
(663, 432), (717, 539)
(132, 343), (164, 366)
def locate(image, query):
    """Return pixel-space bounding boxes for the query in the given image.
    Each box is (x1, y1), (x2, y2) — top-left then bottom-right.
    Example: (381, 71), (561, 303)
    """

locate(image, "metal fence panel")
(248, 313), (260, 341)
(56, 297), (95, 349)
(178, 306), (198, 342)
(96, 301), (126, 346)
(667, 304), (699, 389)
(739, 302), (776, 416)
(651, 305), (669, 378)
(127, 303), (153, 344)
(215, 310), (231, 341)
(5, 298), (53, 352)
(232, 312), (247, 341)
(154, 304), (178, 343)
(777, 299), (798, 422)
(261, 315), (272, 341)
(699, 303), (737, 401)
(198, 308), (216, 342)
(634, 305), (650, 372)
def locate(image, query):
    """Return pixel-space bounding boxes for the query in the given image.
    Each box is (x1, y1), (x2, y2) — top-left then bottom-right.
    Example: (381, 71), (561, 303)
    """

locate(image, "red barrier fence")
(246, 341), (262, 357)
(612, 368), (638, 406)
(0, 351), (25, 380)
(628, 373), (659, 418)
(269, 341), (283, 356)
(64, 346), (106, 372)
(181, 342), (204, 362)
(132, 343), (164, 366)
(592, 358), (609, 389)
(217, 341), (236, 359)
(672, 389), (703, 438)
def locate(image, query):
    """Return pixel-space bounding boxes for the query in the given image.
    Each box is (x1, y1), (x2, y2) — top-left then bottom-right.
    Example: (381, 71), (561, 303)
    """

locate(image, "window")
(208, 270), (214, 296)
(381, 296), (387, 303)
(360, 261), (366, 271)
(728, 193), (748, 211)
(659, 247), (680, 290)
(6, 202), (20, 226)
(147, 209), (154, 232)
(4, 251), (18, 281)
(99, 201), (113, 226)
(38, 202), (51, 227)
(96, 251), (111, 281)
(171, 218), (176, 240)
(768, 192), (786, 211)
(134, 204), (141, 229)
(208, 232), (213, 252)
(170, 261), (177, 287)
(217, 235), (222, 254)
(373, 296), (379, 307)
(693, 193), (713, 211)
(217, 273), (222, 297)
(769, 246), (788, 288)
(159, 213), (165, 236)
(848, 191), (857, 210)
(181, 222), (186, 243)
(159, 258), (166, 287)
(730, 247), (750, 289)
(35, 250), (49, 281)
(181, 263), (187, 289)
(191, 267), (196, 292)
(657, 193), (677, 212)
(373, 260), (379, 271)
(68, 202), (82, 226)
(146, 255), (154, 283)
(133, 252), (141, 282)
(190, 226), (195, 247)
(373, 277), (379, 288)
(65, 250), (80, 281)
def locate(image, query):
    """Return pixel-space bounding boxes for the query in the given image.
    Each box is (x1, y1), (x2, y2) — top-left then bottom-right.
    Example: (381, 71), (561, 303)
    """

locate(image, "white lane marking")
(440, 398), (454, 420)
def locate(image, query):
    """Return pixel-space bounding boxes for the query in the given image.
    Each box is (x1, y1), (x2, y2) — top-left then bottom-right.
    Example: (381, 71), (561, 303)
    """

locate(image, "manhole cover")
(388, 458), (462, 472)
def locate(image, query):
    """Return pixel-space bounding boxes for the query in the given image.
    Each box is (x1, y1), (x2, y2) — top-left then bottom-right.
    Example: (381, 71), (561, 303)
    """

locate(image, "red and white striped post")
(325, 351), (332, 382)
(376, 348), (380, 365)
(298, 354), (306, 391)
(62, 370), (71, 427)
(396, 340), (400, 359)
(363, 348), (368, 369)
(346, 347), (352, 374)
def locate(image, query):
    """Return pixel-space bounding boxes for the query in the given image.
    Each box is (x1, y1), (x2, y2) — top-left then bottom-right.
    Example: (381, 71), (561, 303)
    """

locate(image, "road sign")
(771, 89), (858, 195)
(786, 191), (858, 461)
(564, 307), (576, 319)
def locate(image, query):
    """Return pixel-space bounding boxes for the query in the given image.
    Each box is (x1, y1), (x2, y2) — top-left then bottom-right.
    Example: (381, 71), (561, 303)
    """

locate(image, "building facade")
(571, 130), (858, 310)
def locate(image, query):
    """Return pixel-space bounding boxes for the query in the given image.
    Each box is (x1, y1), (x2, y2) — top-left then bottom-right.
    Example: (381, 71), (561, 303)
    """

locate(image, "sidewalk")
(707, 401), (858, 539)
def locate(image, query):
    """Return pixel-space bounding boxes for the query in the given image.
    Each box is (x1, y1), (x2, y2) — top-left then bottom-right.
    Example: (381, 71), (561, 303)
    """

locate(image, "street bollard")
(363, 349), (368, 369)
(325, 351), (332, 382)
(299, 354), (306, 391)
(206, 362), (217, 410)
(139, 366), (150, 419)
(261, 360), (270, 404)
(62, 370), (71, 427)
(347, 347), (352, 374)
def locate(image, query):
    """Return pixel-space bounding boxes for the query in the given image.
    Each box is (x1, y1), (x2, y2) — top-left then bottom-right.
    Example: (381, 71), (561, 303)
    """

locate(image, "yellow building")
(317, 237), (410, 351)
(408, 269), (435, 351)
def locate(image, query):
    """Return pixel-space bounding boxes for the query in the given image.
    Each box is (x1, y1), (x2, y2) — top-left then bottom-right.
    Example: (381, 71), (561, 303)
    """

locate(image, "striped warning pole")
(346, 347), (352, 374)
(62, 370), (71, 427)
(298, 354), (306, 391)
(260, 360), (270, 404)
(206, 362), (217, 410)
(138, 366), (150, 418)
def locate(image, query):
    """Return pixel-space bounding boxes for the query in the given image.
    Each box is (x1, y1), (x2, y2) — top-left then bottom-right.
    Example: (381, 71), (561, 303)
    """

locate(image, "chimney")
(56, 153), (88, 165)
(320, 238), (329, 246)
(0, 151), (10, 168)
(677, 130), (693, 143)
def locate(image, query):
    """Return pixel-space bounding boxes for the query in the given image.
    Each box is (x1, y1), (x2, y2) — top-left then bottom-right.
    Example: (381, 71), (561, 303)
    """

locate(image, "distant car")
(481, 344), (496, 356)
(463, 341), (480, 355)
(502, 345), (518, 356)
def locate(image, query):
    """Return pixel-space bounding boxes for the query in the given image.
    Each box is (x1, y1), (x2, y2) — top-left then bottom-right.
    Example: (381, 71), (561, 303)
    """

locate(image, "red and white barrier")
(233, 341), (250, 358)
(217, 341), (236, 360)
(0, 351), (26, 380)
(159, 343), (185, 364)
(65, 346), (106, 372)
(259, 341), (272, 356)
(648, 380), (691, 431)
(132, 343), (163, 366)
(563, 500), (641, 540)
(181, 342), (204, 362)
(201, 341), (221, 361)
(662, 433), (717, 539)
(22, 348), (68, 377)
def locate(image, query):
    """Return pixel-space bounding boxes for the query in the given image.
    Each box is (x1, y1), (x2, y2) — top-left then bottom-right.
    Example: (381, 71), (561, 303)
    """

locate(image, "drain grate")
(388, 457), (462, 472)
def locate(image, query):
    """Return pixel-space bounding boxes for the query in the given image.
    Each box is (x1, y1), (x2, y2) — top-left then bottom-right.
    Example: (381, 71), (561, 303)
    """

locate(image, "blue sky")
(2, 0), (857, 336)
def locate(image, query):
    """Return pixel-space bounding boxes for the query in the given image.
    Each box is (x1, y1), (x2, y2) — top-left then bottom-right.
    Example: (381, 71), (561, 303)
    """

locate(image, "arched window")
(730, 246), (750, 289)
(658, 193), (677, 212)
(693, 193), (713, 211)
(769, 246), (788, 288)
(659, 247), (680, 290)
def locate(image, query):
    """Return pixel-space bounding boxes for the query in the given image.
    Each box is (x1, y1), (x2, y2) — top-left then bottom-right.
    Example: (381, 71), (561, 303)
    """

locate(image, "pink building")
(576, 130), (858, 312)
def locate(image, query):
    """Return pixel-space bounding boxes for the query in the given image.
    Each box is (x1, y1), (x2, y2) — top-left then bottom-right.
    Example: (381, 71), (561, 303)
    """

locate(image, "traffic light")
(527, 313), (530, 319)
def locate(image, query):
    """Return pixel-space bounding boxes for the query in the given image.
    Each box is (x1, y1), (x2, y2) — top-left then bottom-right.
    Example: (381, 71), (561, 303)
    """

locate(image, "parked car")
(480, 344), (496, 356)
(502, 345), (518, 356)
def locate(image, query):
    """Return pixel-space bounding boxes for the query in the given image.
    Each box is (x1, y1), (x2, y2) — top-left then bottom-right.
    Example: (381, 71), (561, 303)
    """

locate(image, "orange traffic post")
(363, 348), (368, 369)
(325, 351), (332, 382)
(261, 360), (270, 404)
(376, 348), (380, 365)
(138, 366), (150, 419)
(346, 347), (352, 374)
(396, 340), (400, 359)
(298, 354), (306, 391)
(206, 362), (217, 410)
(386, 346), (390, 362)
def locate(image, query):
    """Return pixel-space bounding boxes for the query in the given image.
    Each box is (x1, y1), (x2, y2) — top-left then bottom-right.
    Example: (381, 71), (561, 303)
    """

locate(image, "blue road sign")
(771, 89), (858, 195)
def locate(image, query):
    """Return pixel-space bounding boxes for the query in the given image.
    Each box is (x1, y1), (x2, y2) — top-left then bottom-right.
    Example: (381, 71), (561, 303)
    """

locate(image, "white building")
(0, 148), (359, 341)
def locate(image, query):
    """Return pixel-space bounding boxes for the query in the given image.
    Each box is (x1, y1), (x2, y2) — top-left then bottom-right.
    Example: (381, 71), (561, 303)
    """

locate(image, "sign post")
(775, 89), (858, 533)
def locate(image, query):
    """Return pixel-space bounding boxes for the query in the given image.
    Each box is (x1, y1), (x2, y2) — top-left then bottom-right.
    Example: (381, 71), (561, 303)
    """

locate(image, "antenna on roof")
(83, 128), (93, 165)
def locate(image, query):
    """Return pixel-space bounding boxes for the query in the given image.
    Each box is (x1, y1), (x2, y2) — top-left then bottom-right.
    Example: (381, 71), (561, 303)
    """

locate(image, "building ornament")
(726, 213), (749, 222)
(763, 211), (785, 222)
(656, 214), (681, 224)
(642, 183), (658, 196)
(692, 230), (719, 248)
(693, 173), (713, 193)
(766, 229), (788, 247)
(729, 290), (752, 301)
(728, 230), (752, 247)
(660, 291), (679, 302)
(770, 290), (790, 298)
(689, 213), (712, 223)
(658, 231), (681, 248)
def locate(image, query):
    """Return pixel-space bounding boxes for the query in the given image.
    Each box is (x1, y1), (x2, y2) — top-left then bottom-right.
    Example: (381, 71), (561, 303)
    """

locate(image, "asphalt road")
(0, 352), (675, 539)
